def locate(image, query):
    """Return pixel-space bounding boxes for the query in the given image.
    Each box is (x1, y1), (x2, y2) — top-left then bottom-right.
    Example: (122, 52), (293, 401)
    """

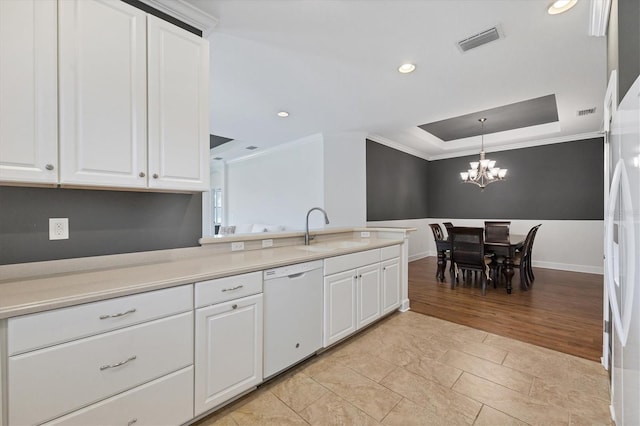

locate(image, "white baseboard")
(400, 299), (411, 312)
(532, 261), (603, 275)
(409, 251), (434, 262)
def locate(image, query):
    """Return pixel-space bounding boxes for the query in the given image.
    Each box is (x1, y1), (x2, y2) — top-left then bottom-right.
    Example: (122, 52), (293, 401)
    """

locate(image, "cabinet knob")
(232, 304), (238, 310)
(152, 173), (159, 179)
(295, 343), (300, 348)
(45, 164), (54, 171)
(128, 419), (138, 426)
(139, 172), (145, 178)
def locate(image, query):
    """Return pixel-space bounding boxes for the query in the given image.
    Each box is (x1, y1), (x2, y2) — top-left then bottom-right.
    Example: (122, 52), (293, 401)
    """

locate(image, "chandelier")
(460, 118), (507, 189)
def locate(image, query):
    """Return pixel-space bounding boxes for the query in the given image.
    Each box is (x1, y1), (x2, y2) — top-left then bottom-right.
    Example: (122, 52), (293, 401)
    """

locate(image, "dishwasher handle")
(287, 272), (305, 279)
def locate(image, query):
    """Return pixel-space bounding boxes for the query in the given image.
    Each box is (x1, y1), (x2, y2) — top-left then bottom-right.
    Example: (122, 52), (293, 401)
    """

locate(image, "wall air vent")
(457, 26), (502, 53)
(577, 107), (597, 116)
(245, 145), (258, 150)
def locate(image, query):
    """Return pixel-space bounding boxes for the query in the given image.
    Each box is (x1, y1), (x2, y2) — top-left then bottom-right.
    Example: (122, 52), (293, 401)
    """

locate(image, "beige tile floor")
(194, 311), (611, 426)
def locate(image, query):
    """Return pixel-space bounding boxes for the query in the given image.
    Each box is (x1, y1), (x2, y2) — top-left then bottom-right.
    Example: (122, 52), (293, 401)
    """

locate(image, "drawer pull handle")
(100, 355), (137, 371)
(128, 419), (138, 426)
(222, 285), (243, 292)
(99, 308), (137, 320)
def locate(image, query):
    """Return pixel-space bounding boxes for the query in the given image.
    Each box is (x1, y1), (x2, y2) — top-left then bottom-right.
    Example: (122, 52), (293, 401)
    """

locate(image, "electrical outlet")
(262, 239), (273, 248)
(49, 218), (69, 240)
(231, 242), (245, 251)
(360, 231), (371, 238)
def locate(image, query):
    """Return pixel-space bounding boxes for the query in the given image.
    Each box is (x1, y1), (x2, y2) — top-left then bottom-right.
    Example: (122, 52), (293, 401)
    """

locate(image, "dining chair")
(429, 223), (452, 279)
(443, 222), (454, 237)
(514, 224), (541, 289)
(449, 227), (492, 295)
(484, 222), (510, 284)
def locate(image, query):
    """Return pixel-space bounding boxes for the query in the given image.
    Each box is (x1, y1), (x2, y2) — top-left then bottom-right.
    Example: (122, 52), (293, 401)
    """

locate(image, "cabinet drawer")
(8, 312), (193, 426)
(43, 366), (193, 426)
(195, 271), (262, 308)
(380, 244), (401, 261)
(324, 249), (380, 276)
(8, 285), (193, 355)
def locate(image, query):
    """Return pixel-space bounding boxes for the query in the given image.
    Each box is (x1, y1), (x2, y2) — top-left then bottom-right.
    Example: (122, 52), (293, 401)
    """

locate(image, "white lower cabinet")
(323, 270), (358, 347)
(323, 262), (382, 347)
(381, 257), (401, 315)
(194, 293), (263, 416)
(43, 367), (193, 426)
(357, 263), (382, 329)
(8, 312), (193, 426)
(324, 245), (401, 348)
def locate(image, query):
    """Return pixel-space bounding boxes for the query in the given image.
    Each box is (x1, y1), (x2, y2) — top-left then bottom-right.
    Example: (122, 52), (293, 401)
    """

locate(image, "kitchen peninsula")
(0, 227), (411, 426)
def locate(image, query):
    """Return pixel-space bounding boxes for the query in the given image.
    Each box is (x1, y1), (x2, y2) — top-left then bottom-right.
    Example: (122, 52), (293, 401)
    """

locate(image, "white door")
(357, 263), (381, 329)
(381, 258), (401, 315)
(0, 0), (58, 184)
(323, 270), (357, 347)
(58, 0), (147, 188)
(147, 15), (209, 191)
(194, 294), (263, 416)
(605, 75), (640, 426)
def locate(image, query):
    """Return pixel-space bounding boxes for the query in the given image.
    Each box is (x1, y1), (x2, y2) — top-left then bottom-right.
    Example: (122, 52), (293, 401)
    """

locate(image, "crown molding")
(427, 131), (604, 161)
(366, 134), (431, 161)
(589, 0), (611, 37)
(138, 0), (218, 36)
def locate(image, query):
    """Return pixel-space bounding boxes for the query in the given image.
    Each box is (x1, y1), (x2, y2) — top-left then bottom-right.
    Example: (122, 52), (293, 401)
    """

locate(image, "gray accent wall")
(366, 138), (604, 221)
(366, 140), (429, 221)
(0, 187), (202, 265)
(618, 0), (639, 101)
(607, 0), (640, 104)
(428, 138), (604, 220)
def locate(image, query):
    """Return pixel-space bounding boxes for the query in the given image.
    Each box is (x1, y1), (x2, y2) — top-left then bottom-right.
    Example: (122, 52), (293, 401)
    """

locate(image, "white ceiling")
(184, 0), (607, 160)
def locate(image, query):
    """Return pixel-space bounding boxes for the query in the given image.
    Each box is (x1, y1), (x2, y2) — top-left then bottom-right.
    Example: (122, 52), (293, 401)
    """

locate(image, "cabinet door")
(147, 15), (209, 191)
(0, 0), (58, 184)
(357, 263), (381, 329)
(323, 270), (357, 347)
(59, 0), (147, 188)
(381, 258), (401, 315)
(195, 294), (263, 416)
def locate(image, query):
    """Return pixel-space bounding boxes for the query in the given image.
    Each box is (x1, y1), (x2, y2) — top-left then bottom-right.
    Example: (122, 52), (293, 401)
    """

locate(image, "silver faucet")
(305, 207), (330, 245)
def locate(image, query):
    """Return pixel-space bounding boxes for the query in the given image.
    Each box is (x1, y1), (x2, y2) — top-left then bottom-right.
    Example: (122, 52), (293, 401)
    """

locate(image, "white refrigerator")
(604, 73), (640, 425)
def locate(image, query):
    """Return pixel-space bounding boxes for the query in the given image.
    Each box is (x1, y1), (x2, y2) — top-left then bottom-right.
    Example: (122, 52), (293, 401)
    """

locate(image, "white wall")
(323, 132), (367, 228)
(226, 134), (326, 231)
(369, 218), (604, 274)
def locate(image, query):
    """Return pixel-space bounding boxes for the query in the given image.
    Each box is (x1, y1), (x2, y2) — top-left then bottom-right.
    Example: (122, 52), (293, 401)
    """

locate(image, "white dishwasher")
(263, 260), (323, 379)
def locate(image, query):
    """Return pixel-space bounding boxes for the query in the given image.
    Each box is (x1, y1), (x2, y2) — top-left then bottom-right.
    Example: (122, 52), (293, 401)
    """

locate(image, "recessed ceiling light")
(277, 111), (289, 117)
(547, 0), (578, 15)
(398, 63), (416, 74)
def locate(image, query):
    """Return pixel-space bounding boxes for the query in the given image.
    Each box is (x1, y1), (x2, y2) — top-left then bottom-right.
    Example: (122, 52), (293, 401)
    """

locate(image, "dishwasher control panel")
(263, 260), (323, 280)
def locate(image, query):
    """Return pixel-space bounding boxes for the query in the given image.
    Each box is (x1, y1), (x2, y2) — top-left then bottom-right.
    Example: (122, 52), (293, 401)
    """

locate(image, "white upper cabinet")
(59, 0), (148, 188)
(0, 0), (58, 184)
(147, 16), (210, 191)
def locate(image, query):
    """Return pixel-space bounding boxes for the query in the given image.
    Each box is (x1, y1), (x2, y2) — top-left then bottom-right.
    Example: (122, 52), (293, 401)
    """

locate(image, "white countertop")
(0, 237), (403, 319)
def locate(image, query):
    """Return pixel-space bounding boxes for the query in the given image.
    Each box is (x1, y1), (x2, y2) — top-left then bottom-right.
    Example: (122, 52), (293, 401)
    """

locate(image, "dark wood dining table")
(435, 234), (525, 294)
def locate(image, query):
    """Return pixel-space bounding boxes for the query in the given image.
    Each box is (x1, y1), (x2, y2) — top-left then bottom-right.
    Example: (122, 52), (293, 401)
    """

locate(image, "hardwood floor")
(409, 257), (604, 362)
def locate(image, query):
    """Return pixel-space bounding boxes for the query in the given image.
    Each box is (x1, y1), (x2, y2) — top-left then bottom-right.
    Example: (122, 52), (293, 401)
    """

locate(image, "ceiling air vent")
(577, 107), (597, 116)
(457, 26), (502, 52)
(245, 145), (258, 150)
